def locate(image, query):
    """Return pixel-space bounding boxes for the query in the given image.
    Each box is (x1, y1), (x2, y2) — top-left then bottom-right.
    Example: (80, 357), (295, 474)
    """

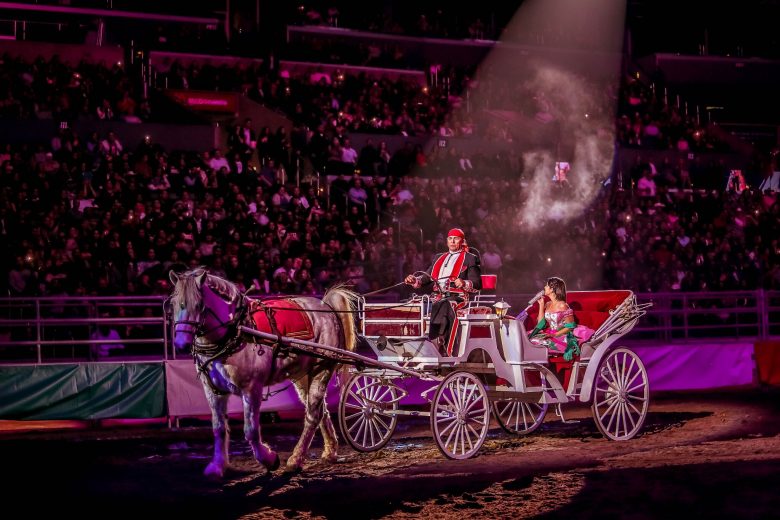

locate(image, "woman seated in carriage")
(529, 276), (594, 361)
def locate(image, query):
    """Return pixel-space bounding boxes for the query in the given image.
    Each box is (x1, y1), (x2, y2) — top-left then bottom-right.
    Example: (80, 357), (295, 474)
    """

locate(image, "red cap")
(447, 228), (465, 239)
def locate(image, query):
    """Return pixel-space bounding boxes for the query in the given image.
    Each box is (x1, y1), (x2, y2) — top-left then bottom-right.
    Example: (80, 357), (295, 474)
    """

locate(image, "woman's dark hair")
(546, 276), (567, 301)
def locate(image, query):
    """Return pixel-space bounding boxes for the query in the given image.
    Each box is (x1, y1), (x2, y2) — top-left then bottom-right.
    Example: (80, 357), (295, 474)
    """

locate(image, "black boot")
(427, 324), (440, 342)
(435, 336), (447, 356)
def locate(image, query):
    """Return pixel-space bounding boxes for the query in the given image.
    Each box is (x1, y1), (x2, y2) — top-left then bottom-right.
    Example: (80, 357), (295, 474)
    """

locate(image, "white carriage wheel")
(493, 399), (549, 435)
(431, 371), (490, 460)
(591, 347), (649, 441)
(338, 373), (399, 452)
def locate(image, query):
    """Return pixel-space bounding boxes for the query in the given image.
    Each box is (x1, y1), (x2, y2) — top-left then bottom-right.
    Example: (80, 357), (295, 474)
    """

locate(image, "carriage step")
(555, 403), (580, 424)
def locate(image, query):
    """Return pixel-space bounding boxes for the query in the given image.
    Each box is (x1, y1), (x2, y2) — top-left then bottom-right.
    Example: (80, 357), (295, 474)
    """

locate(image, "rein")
(171, 274), (441, 378)
(360, 281), (406, 297)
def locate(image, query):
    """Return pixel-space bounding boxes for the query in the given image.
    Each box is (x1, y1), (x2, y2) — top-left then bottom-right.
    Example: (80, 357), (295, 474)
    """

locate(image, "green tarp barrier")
(0, 363), (165, 420)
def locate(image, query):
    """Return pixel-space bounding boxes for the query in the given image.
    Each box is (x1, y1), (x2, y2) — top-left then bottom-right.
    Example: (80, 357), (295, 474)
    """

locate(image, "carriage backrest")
(567, 290), (632, 331)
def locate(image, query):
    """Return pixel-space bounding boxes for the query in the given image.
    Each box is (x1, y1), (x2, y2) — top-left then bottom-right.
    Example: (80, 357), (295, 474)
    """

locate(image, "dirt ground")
(4, 388), (780, 519)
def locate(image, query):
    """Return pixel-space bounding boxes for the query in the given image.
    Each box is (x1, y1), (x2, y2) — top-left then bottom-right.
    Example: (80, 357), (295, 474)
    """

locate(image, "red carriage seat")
(567, 290), (632, 331)
(525, 290), (633, 389)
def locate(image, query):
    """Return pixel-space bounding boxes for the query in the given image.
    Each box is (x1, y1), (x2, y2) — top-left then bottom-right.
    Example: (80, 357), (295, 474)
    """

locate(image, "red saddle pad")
(250, 298), (314, 340)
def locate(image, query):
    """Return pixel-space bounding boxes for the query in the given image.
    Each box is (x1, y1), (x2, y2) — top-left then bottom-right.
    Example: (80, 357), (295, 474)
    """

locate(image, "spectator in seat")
(208, 149), (230, 172)
(100, 131), (123, 157)
(726, 169), (747, 194)
(637, 168), (657, 197)
(90, 312), (125, 360)
(341, 138), (358, 170)
(348, 177), (368, 207)
(357, 138), (379, 175)
(96, 99), (114, 120)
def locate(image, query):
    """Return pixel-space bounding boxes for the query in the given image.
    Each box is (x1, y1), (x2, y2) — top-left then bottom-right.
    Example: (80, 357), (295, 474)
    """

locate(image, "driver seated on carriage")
(404, 227), (482, 356)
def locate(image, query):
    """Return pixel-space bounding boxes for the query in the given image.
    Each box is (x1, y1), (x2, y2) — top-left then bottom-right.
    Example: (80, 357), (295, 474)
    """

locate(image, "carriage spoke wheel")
(493, 399), (549, 435)
(591, 347), (649, 441)
(338, 374), (399, 452)
(431, 371), (490, 460)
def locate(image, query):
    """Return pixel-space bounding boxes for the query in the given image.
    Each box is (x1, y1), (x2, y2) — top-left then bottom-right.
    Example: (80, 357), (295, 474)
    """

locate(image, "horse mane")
(205, 272), (240, 302)
(170, 268), (240, 316)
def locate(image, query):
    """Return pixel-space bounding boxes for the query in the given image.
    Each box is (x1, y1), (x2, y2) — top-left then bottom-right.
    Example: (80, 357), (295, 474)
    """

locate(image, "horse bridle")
(168, 288), (247, 346)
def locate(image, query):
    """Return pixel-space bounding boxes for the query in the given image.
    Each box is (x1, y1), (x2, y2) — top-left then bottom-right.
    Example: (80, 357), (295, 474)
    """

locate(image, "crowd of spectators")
(2, 122), (779, 309)
(156, 57), (737, 160)
(0, 49), (732, 163)
(617, 73), (726, 153)
(0, 54), (150, 123)
(2, 44), (778, 310)
(162, 61), (450, 138)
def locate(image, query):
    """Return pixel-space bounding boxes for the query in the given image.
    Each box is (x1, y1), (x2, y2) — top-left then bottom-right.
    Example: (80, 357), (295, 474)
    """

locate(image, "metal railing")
(630, 290), (777, 342)
(497, 290), (780, 343)
(0, 290), (777, 365)
(0, 295), (168, 364)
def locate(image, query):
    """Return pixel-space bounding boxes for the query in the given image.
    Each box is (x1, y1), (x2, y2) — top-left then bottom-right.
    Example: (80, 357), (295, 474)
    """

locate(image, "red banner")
(166, 90), (238, 113)
(755, 341), (780, 386)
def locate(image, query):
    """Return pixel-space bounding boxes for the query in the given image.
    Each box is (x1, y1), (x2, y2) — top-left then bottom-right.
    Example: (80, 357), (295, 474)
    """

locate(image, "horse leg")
(287, 377), (310, 472)
(204, 389), (230, 478)
(286, 369), (334, 472)
(318, 388), (339, 463)
(242, 387), (280, 472)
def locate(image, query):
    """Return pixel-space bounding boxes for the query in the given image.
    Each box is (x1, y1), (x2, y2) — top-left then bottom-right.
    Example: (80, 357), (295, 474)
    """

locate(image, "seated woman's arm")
(551, 307), (576, 337)
(535, 298), (546, 324)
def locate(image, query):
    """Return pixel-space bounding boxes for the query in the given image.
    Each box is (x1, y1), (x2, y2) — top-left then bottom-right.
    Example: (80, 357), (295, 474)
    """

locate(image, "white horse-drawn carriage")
(339, 276), (653, 459)
(169, 269), (651, 475)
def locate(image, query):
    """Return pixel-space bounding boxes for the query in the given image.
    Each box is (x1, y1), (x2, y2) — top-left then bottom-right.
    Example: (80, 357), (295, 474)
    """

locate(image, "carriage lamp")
(494, 299), (511, 320)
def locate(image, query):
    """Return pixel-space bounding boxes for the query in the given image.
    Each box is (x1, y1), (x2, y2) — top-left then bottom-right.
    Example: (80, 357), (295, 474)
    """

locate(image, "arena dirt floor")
(3, 388), (780, 519)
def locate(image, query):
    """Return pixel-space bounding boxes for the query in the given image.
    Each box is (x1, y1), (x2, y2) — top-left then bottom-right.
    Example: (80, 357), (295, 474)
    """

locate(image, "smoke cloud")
(517, 64), (616, 230)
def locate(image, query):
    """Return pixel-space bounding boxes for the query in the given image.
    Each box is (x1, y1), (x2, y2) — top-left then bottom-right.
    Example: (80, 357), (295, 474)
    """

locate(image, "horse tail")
(323, 283), (359, 387)
(322, 283), (358, 354)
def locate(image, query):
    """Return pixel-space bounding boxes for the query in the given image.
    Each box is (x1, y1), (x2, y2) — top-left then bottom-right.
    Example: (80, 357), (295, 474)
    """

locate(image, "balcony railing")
(0, 290), (777, 365)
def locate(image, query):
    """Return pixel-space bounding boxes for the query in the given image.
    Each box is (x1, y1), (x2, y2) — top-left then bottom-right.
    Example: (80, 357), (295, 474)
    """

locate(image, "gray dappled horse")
(169, 268), (357, 476)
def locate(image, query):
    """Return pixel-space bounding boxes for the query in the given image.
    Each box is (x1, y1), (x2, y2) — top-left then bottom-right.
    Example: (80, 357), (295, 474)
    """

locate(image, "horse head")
(169, 268), (241, 352)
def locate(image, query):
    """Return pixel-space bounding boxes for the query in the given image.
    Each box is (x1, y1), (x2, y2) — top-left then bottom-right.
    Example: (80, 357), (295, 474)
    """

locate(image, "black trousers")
(427, 294), (464, 341)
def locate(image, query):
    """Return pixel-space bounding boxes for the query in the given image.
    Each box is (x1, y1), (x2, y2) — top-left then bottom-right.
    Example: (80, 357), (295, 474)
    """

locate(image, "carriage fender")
(577, 334), (623, 404)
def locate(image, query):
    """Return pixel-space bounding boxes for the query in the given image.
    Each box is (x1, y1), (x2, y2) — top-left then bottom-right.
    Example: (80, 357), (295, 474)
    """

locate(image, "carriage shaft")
(238, 326), (424, 378)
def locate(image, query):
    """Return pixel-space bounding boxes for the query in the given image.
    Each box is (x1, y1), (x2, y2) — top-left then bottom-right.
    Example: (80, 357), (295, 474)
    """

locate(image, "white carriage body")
(358, 288), (649, 404)
(337, 282), (651, 458)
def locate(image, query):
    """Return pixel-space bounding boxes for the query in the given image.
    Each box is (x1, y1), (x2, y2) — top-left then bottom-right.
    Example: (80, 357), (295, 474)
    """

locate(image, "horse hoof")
(321, 451), (338, 463)
(266, 453), (280, 472)
(204, 463), (225, 479)
(283, 462), (303, 474)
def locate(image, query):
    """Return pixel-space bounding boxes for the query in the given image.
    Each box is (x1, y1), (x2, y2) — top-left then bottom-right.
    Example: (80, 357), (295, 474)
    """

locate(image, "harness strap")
(195, 356), (231, 396)
(192, 296), (250, 396)
(250, 300), (288, 386)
